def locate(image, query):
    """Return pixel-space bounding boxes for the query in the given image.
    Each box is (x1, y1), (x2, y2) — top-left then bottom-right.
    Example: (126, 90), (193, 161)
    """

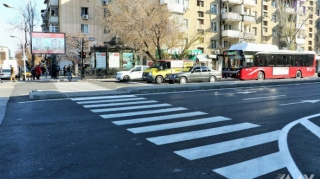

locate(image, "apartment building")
(162, 0), (320, 55)
(0, 46), (11, 68)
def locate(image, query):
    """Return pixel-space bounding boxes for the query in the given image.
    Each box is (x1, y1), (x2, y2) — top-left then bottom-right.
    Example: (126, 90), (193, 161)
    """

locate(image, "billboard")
(31, 32), (66, 54)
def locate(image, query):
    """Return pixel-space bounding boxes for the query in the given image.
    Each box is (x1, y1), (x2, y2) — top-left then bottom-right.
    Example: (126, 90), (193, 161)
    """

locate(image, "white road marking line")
(84, 100), (158, 108)
(213, 152), (286, 179)
(175, 130), (280, 160)
(127, 116), (231, 134)
(147, 123), (260, 145)
(92, 103), (171, 113)
(243, 95), (286, 101)
(101, 107), (187, 119)
(71, 95), (136, 101)
(76, 97), (146, 104)
(112, 112), (207, 125)
(300, 119), (320, 138)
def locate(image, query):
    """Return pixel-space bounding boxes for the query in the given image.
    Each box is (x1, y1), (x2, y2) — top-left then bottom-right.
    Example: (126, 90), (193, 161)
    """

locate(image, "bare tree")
(60, 34), (90, 65)
(276, 0), (312, 50)
(98, 0), (201, 61)
(8, 0), (39, 64)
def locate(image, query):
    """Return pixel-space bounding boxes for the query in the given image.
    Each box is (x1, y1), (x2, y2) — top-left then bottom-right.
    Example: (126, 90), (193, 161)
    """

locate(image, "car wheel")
(257, 71), (264, 80)
(296, 71), (301, 79)
(123, 75), (130, 81)
(209, 75), (216, 82)
(155, 76), (163, 84)
(180, 77), (187, 84)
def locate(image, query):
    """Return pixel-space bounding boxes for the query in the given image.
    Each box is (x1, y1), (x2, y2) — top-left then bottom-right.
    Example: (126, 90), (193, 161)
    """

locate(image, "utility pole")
(81, 38), (85, 80)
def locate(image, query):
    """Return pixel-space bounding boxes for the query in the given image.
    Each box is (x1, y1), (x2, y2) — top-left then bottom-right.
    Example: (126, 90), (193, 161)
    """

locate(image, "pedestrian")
(31, 66), (36, 80)
(63, 65), (67, 77)
(41, 66), (46, 76)
(194, 58), (201, 66)
(10, 65), (17, 82)
(35, 65), (42, 80)
(56, 64), (60, 78)
(67, 64), (73, 81)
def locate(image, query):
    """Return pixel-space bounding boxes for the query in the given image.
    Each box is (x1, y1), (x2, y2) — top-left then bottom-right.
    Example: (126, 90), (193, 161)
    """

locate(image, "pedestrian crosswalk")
(70, 95), (289, 178)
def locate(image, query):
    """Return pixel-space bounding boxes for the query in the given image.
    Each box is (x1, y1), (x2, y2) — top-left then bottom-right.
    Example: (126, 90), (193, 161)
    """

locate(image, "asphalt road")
(1, 82), (320, 179)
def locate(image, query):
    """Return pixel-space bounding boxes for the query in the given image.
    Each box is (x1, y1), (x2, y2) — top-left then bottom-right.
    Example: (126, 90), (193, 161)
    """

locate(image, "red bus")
(221, 44), (316, 80)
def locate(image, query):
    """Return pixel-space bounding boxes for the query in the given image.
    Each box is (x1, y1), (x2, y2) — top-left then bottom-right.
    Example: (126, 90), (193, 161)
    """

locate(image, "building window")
(317, 9), (320, 16)
(316, 22), (320, 29)
(198, 11), (204, 17)
(309, 20), (313, 25)
(210, 4), (218, 14)
(263, 21), (268, 26)
(50, 24), (59, 32)
(252, 11), (257, 19)
(197, 1), (204, 7)
(211, 40), (217, 49)
(272, 0), (277, 8)
(316, 35), (319, 42)
(223, 41), (229, 48)
(264, 5), (268, 11)
(272, 15), (276, 23)
(211, 21), (218, 32)
(253, 27), (257, 35)
(104, 8), (110, 18)
(81, 7), (88, 16)
(184, 19), (188, 29)
(197, 29), (204, 35)
(50, 7), (58, 16)
(309, 33), (313, 38)
(173, 0), (180, 4)
(81, 24), (89, 34)
(309, 27), (313, 32)
(198, 19), (204, 25)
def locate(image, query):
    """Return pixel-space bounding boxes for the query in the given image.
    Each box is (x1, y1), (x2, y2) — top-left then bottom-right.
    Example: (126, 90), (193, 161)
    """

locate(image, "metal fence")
(82, 68), (118, 79)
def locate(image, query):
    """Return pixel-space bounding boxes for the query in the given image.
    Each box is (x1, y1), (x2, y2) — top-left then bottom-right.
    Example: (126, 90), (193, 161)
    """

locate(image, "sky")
(0, 0), (46, 57)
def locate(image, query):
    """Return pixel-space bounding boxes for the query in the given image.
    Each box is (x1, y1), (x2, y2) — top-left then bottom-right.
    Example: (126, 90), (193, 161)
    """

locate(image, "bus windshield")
(223, 55), (243, 69)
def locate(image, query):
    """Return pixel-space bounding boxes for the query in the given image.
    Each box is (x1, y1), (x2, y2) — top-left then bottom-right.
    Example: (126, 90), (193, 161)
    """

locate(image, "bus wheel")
(155, 76), (163, 84)
(180, 77), (187, 84)
(257, 71), (265, 80)
(296, 71), (302, 79)
(209, 76), (216, 82)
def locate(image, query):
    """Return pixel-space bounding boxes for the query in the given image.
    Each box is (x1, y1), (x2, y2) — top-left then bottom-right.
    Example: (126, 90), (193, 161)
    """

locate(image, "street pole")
(4, 3), (27, 81)
(81, 38), (85, 80)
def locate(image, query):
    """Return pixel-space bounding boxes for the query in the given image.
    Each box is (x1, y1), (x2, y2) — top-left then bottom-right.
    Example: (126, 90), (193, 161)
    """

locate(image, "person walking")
(67, 64), (73, 81)
(10, 65), (17, 82)
(35, 65), (42, 80)
(63, 65), (67, 77)
(56, 64), (60, 78)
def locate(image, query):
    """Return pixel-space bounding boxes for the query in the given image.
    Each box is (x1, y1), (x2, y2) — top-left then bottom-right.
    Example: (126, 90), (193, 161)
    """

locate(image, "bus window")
(268, 55), (276, 66)
(277, 55), (285, 66)
(287, 56), (294, 66)
(308, 54), (314, 67)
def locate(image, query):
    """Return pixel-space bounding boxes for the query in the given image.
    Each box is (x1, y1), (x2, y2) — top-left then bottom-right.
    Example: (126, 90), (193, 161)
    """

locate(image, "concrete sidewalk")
(28, 77), (320, 100)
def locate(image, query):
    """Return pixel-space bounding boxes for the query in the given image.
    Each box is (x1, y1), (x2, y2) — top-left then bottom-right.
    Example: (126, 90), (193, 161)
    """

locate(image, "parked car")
(0, 69), (12, 79)
(115, 65), (149, 81)
(166, 66), (222, 84)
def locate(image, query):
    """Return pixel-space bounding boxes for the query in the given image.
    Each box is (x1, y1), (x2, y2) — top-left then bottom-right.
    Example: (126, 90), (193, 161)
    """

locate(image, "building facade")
(0, 46), (11, 69)
(40, 0), (320, 66)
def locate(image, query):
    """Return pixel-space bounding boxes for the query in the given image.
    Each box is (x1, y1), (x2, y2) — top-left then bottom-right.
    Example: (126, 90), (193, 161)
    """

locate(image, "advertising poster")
(109, 53), (120, 68)
(96, 52), (106, 68)
(31, 32), (66, 54)
(122, 53), (133, 69)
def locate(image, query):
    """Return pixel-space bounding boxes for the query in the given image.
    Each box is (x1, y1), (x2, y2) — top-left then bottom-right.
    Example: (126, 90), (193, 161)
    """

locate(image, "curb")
(28, 78), (320, 100)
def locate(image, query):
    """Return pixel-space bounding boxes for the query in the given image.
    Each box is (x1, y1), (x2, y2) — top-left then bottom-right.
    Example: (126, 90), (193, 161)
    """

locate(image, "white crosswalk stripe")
(112, 111), (207, 125)
(100, 107), (187, 119)
(71, 95), (287, 178)
(92, 104), (171, 113)
(71, 95), (136, 101)
(213, 152), (286, 179)
(127, 116), (231, 134)
(76, 97), (146, 104)
(147, 123), (260, 145)
(84, 100), (158, 108)
(174, 130), (280, 160)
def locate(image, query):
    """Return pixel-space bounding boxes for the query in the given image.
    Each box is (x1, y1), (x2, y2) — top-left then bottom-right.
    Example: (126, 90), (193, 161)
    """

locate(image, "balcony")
(243, 32), (255, 40)
(160, 0), (185, 14)
(48, 0), (59, 7)
(222, 30), (242, 38)
(222, 0), (242, 5)
(221, 12), (242, 22)
(243, 15), (255, 24)
(49, 16), (59, 23)
(296, 37), (305, 44)
(242, 0), (256, 8)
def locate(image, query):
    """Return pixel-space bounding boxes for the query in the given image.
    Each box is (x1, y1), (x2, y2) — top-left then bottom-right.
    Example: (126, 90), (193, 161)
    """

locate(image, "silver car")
(166, 66), (222, 84)
(0, 69), (12, 79)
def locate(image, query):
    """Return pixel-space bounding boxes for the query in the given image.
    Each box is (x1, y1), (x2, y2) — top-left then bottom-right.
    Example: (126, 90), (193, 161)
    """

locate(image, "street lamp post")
(10, 36), (27, 81)
(4, 3), (27, 81)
